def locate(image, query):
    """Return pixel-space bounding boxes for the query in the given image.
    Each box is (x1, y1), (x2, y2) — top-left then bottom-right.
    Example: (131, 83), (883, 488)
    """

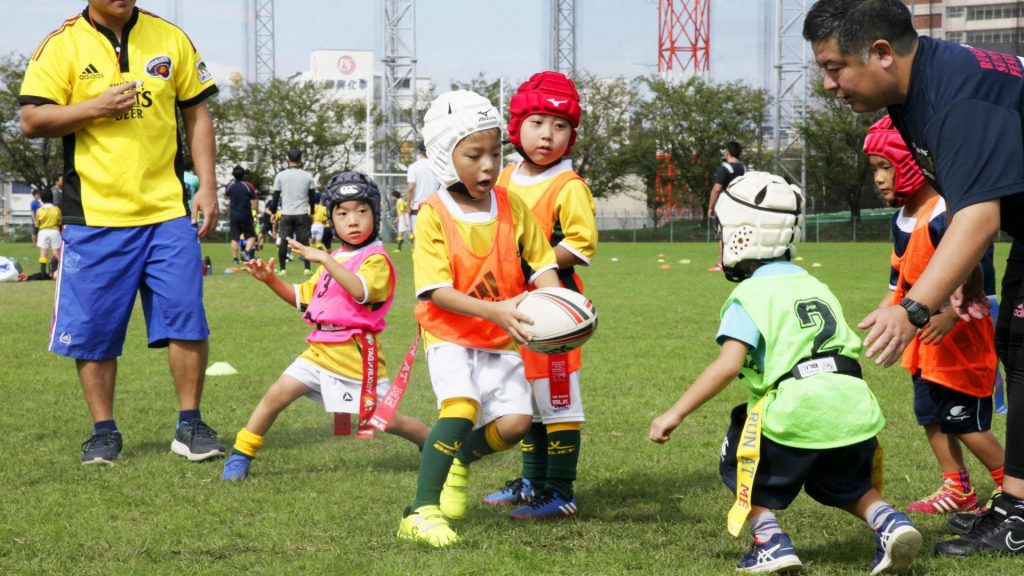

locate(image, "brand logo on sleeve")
(196, 60), (213, 83)
(145, 55), (172, 79)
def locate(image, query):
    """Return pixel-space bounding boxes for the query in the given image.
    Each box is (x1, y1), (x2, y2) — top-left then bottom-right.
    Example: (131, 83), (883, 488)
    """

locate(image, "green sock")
(545, 428), (581, 499)
(456, 425), (496, 465)
(521, 423), (548, 484)
(398, 239), (403, 250)
(411, 417), (473, 510)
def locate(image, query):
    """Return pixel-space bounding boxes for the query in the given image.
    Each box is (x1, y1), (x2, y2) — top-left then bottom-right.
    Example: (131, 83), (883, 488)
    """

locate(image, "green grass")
(0, 241), (1015, 575)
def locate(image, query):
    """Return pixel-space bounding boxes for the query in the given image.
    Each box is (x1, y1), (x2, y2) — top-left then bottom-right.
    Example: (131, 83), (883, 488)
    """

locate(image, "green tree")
(638, 76), (770, 219)
(450, 72), (511, 111)
(0, 52), (62, 191)
(572, 73), (646, 199)
(210, 78), (378, 193)
(795, 79), (883, 217)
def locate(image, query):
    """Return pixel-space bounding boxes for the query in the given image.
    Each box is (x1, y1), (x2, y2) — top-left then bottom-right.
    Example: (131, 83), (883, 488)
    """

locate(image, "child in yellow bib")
(649, 172), (922, 575)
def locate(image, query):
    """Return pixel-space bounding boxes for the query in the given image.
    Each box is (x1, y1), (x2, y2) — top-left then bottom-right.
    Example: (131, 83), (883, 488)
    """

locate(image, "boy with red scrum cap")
(480, 71), (598, 519)
(864, 116), (1006, 524)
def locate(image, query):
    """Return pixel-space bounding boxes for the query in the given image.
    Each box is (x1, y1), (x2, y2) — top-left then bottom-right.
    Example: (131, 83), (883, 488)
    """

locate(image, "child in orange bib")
(396, 90), (560, 548)
(864, 116), (1005, 519)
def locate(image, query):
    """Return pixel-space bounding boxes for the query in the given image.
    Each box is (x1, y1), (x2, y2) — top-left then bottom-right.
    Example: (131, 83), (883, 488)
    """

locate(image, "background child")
(649, 171), (921, 575)
(397, 90), (560, 548)
(34, 188), (61, 277)
(483, 71), (597, 519)
(391, 190), (411, 251)
(221, 171), (429, 481)
(864, 117), (1005, 517)
(310, 196), (329, 251)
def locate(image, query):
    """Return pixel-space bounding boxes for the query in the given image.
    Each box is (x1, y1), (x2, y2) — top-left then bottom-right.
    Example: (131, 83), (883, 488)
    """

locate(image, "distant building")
(905, 1), (1024, 55)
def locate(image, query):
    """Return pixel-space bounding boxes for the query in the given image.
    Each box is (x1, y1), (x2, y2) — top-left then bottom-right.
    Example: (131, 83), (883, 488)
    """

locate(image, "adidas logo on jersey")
(467, 272), (502, 301)
(79, 64), (103, 80)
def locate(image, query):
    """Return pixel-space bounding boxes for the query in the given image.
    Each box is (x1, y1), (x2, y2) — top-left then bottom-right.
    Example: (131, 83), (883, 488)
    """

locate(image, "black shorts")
(720, 403), (877, 509)
(277, 214), (311, 244)
(912, 372), (993, 433)
(229, 218), (256, 243)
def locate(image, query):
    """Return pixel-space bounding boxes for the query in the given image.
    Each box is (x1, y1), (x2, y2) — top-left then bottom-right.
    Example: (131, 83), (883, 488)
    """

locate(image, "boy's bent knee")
(495, 414), (533, 444)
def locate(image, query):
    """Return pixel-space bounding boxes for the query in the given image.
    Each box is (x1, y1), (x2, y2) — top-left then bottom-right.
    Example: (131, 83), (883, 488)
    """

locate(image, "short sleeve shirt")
(506, 159), (598, 264)
(407, 158), (439, 210)
(888, 37), (1024, 236)
(226, 180), (256, 221)
(19, 7), (218, 227)
(714, 161), (746, 189)
(273, 168), (316, 216)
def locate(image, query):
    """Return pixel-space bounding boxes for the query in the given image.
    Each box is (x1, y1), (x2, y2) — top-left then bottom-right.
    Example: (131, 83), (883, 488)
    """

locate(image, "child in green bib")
(649, 171), (921, 575)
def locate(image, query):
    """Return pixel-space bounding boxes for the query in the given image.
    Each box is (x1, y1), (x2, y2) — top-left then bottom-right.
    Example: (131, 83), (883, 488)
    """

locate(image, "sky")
(0, 0), (773, 91)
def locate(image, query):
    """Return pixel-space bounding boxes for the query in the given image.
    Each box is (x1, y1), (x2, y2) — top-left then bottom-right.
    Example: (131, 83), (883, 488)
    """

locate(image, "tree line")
(0, 52), (884, 220)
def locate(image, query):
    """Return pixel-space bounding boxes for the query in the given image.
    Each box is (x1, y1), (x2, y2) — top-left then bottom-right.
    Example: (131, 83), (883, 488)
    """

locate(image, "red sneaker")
(708, 263), (723, 272)
(907, 483), (979, 514)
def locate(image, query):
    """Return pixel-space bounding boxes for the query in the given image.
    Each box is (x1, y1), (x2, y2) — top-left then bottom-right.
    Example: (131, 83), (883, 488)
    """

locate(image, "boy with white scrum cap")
(396, 90), (560, 547)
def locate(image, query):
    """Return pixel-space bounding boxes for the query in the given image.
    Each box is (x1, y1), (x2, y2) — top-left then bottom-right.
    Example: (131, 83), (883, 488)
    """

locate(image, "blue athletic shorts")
(912, 372), (993, 433)
(50, 217), (209, 360)
(720, 403), (878, 509)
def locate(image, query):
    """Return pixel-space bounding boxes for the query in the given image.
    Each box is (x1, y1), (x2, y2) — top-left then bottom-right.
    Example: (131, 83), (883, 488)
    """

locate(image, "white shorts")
(37, 229), (62, 250)
(398, 214), (410, 233)
(426, 343), (532, 428)
(284, 357), (390, 414)
(310, 223), (326, 242)
(529, 371), (585, 424)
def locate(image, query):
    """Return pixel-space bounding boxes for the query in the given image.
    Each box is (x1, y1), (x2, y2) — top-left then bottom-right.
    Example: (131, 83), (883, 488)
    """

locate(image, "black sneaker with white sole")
(934, 495), (1024, 557)
(81, 430), (122, 465)
(170, 419), (225, 462)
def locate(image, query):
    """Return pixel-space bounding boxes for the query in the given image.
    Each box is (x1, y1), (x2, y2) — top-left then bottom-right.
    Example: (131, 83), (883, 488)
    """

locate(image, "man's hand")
(191, 184), (219, 238)
(93, 83), (138, 119)
(858, 305), (918, 367)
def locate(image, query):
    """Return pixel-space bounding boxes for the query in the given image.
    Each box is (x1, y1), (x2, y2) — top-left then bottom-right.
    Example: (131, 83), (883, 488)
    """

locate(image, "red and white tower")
(658, 0), (710, 82)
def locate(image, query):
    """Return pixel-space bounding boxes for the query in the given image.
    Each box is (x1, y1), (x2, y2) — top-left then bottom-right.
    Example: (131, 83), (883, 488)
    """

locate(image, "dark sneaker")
(510, 488), (577, 520)
(948, 490), (1003, 536)
(221, 453), (252, 481)
(870, 512), (921, 575)
(170, 419), (225, 462)
(934, 496), (1024, 557)
(81, 430), (122, 465)
(736, 532), (803, 573)
(483, 478), (535, 506)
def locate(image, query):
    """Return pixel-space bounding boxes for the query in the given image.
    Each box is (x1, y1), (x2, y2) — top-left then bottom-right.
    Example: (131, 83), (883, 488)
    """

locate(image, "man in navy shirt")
(225, 165), (258, 264)
(804, 0), (1024, 557)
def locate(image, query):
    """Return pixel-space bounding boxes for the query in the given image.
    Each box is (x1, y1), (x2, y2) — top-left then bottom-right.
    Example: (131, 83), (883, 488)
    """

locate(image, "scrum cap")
(862, 115), (925, 207)
(715, 171), (804, 282)
(508, 71), (582, 156)
(421, 90), (502, 188)
(322, 171), (382, 246)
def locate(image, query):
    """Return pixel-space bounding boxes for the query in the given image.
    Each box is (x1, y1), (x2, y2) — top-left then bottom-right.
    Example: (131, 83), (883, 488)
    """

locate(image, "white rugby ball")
(516, 287), (598, 354)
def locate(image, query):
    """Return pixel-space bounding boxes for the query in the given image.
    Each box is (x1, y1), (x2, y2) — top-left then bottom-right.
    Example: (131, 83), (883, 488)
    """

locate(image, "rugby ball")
(516, 287), (598, 354)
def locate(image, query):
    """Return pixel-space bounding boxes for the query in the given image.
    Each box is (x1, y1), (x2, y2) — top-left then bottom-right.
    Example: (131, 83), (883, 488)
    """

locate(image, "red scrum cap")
(508, 71), (582, 156)
(862, 115), (925, 207)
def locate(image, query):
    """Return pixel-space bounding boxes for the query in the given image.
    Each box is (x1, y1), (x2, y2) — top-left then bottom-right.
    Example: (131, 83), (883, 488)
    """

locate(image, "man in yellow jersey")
(19, 0), (224, 466)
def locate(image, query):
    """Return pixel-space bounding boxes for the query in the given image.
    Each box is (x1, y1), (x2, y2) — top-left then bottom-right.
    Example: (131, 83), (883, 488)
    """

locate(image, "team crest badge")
(196, 60), (213, 83)
(145, 55), (172, 79)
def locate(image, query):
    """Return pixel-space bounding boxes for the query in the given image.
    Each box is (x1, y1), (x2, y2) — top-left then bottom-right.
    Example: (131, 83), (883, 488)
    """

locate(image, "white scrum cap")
(715, 171), (804, 281)
(421, 90), (502, 188)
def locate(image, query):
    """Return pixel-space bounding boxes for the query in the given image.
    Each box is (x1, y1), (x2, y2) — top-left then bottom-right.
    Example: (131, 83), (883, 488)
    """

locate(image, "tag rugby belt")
(774, 354), (862, 388)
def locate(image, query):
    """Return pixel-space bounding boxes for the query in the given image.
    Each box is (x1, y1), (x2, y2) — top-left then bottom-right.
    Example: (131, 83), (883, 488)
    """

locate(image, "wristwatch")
(899, 297), (931, 329)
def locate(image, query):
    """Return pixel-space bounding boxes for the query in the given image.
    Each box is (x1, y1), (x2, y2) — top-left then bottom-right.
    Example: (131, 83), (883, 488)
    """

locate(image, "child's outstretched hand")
(243, 257), (276, 283)
(649, 411), (684, 444)
(287, 238), (329, 265)
(486, 292), (534, 345)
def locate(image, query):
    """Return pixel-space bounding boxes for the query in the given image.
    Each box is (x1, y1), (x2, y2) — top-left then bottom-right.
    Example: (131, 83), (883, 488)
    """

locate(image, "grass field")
(0, 240), (1015, 575)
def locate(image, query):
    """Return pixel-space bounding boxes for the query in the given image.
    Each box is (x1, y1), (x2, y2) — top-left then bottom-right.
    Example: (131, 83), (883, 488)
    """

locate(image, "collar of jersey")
(437, 188), (497, 223)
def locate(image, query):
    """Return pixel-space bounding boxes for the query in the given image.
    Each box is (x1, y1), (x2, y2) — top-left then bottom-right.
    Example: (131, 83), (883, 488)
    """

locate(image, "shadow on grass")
(580, 468), (723, 524)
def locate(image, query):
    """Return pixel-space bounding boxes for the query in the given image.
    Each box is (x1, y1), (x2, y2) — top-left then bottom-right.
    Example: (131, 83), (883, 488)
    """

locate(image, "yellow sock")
(233, 427), (264, 457)
(484, 421), (515, 452)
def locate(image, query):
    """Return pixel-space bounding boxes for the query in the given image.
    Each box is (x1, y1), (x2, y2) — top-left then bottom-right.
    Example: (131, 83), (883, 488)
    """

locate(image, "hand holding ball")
(515, 287), (597, 354)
